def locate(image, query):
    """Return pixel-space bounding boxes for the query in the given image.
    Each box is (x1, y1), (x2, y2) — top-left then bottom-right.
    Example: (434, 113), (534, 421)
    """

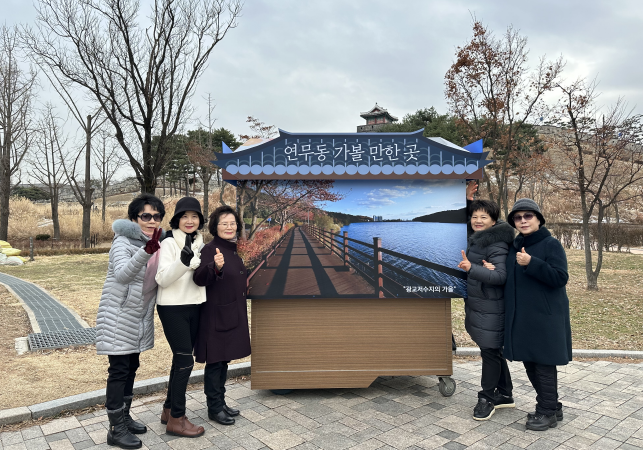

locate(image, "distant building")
(373, 215), (383, 222)
(357, 104), (398, 132)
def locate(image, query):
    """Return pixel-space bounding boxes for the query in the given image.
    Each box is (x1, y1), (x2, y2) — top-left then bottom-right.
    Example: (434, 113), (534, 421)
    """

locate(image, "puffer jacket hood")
(464, 220), (514, 349)
(95, 219), (164, 355)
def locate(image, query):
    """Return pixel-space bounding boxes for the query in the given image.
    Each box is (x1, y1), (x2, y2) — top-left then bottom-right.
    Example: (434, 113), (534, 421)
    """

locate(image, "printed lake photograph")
(247, 179), (469, 299)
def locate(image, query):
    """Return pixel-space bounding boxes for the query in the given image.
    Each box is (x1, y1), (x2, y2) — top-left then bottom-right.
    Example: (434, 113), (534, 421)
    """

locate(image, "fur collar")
(468, 220), (515, 249)
(112, 219), (166, 243)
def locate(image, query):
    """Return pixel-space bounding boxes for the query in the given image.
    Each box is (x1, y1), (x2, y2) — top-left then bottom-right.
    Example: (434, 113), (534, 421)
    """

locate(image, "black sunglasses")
(513, 213), (535, 222)
(138, 213), (162, 222)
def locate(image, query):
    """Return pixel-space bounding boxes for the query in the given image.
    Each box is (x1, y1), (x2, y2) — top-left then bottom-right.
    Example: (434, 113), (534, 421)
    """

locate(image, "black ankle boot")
(107, 406), (143, 449)
(526, 413), (557, 431)
(123, 396), (147, 434)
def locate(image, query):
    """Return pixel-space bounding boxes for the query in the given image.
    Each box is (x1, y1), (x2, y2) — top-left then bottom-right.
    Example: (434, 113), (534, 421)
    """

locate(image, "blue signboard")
(212, 129), (491, 179)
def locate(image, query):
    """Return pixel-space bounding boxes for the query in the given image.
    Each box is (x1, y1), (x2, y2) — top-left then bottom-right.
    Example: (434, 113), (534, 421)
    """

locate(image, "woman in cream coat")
(155, 197), (206, 438)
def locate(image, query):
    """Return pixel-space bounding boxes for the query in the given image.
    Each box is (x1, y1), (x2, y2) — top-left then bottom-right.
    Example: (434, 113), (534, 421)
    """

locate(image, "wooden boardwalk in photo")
(247, 227), (375, 298)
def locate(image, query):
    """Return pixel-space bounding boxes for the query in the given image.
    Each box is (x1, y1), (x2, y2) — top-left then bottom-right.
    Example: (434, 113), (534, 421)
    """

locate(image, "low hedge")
(33, 248), (111, 257)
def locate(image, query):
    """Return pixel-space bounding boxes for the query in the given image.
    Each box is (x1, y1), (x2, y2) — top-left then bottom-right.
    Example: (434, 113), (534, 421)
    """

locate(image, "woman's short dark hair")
(128, 193), (166, 221)
(169, 213), (205, 231)
(469, 199), (500, 222)
(208, 205), (242, 237)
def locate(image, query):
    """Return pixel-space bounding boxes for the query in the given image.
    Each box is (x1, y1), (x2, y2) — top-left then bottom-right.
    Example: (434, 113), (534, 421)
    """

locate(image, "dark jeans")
(479, 348), (513, 402)
(106, 353), (140, 411)
(204, 361), (230, 413)
(523, 361), (561, 416)
(157, 304), (200, 419)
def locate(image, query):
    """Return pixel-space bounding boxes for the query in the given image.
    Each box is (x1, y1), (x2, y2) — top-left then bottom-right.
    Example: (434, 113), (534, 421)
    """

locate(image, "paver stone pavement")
(3, 359), (643, 449)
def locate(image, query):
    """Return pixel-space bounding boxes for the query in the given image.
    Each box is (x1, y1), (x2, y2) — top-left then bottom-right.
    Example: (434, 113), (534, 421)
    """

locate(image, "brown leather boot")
(166, 415), (205, 438)
(160, 407), (170, 425)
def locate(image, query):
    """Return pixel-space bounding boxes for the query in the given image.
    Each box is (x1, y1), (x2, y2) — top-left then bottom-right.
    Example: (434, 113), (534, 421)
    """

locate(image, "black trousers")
(479, 348), (513, 402)
(157, 304), (200, 419)
(523, 361), (561, 416)
(204, 361), (230, 413)
(106, 353), (140, 411)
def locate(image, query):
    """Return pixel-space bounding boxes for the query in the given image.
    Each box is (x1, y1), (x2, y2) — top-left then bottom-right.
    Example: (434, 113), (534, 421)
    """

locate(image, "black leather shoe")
(208, 410), (235, 425)
(526, 413), (557, 431)
(122, 396), (147, 434)
(473, 398), (494, 421)
(492, 391), (515, 409)
(223, 405), (240, 417)
(528, 404), (563, 421)
(106, 407), (142, 449)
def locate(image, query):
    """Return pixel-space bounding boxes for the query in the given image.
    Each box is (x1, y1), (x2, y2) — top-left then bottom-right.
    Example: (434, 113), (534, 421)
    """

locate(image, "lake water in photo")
(337, 222), (468, 298)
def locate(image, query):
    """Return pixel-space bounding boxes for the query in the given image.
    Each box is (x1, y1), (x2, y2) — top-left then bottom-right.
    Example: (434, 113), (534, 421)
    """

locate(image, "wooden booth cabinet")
(250, 297), (455, 395)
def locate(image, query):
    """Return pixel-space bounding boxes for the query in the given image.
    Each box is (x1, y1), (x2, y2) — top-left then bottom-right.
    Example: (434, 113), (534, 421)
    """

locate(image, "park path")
(3, 359), (643, 449)
(248, 227), (375, 298)
(0, 272), (95, 350)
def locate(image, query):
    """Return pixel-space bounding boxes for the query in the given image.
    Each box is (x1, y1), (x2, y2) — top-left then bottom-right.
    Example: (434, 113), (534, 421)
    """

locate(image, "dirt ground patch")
(0, 249), (641, 409)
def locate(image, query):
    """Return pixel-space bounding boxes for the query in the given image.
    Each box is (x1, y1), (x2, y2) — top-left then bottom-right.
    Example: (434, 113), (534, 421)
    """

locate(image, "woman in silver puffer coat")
(95, 193), (165, 450)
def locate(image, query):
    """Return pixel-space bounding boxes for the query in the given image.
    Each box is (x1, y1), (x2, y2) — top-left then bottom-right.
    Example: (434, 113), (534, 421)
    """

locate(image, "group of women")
(93, 188), (571, 449)
(460, 191), (572, 432)
(95, 195), (250, 449)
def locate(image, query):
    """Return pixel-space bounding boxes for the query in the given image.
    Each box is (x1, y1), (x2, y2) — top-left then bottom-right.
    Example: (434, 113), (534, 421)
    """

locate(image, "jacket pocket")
(215, 301), (239, 332)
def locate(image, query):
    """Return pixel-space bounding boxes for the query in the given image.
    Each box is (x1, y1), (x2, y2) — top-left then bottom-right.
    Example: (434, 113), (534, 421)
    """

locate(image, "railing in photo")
(305, 224), (466, 298)
(246, 226), (295, 285)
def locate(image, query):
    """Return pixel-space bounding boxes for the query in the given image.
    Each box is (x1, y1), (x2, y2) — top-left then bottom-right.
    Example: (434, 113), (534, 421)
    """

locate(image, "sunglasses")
(513, 213), (535, 222)
(138, 213), (162, 222)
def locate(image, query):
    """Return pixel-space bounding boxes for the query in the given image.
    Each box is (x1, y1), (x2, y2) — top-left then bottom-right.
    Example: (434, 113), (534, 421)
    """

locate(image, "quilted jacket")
(464, 220), (515, 349)
(95, 219), (164, 355)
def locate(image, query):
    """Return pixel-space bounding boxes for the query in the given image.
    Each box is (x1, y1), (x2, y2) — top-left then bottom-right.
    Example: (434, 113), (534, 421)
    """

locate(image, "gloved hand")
(144, 228), (162, 254)
(180, 234), (194, 267)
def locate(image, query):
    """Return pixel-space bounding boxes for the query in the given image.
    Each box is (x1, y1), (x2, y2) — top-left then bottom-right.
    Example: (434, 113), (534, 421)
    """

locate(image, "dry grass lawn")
(0, 254), (249, 410)
(452, 249), (643, 350)
(0, 249), (641, 409)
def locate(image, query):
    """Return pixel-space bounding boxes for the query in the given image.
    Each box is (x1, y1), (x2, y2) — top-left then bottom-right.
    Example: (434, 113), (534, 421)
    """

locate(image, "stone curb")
(456, 347), (643, 360)
(0, 361), (251, 426)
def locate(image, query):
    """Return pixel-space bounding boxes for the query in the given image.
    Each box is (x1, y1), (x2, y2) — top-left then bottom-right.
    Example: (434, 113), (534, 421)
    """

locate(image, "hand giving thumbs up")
(516, 247), (531, 266)
(214, 248), (225, 270)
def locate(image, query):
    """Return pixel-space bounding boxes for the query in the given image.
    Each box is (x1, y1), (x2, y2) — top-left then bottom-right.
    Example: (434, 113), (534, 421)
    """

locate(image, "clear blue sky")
(323, 179), (466, 220)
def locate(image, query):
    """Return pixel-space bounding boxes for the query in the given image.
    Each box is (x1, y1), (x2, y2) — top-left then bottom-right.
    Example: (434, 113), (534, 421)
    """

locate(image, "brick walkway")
(0, 273), (85, 333)
(2, 359), (642, 450)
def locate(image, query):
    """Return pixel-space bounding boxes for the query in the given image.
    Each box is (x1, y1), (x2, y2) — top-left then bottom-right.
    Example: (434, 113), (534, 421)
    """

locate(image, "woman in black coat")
(505, 198), (572, 432)
(459, 200), (516, 421)
(193, 206), (251, 426)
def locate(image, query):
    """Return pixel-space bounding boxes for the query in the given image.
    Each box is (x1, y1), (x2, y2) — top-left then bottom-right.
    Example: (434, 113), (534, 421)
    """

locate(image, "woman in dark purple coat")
(193, 205), (251, 426)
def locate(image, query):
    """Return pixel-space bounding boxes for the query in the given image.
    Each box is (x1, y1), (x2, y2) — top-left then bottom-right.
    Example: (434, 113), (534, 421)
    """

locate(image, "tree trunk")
(581, 213), (597, 291)
(0, 162), (10, 241)
(51, 193), (61, 240)
(237, 182), (247, 240)
(102, 184), (107, 223)
(82, 115), (93, 248)
(615, 203), (622, 252)
(248, 196), (259, 241)
(202, 175), (210, 220)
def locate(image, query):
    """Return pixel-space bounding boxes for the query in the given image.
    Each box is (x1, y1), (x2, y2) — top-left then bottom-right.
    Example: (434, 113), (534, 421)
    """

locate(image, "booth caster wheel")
(438, 377), (456, 397)
(270, 389), (293, 395)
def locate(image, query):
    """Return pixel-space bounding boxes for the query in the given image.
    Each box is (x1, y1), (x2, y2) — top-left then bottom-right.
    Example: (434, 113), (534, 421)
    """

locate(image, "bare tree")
(93, 130), (126, 222)
(24, 0), (242, 195)
(544, 79), (643, 290)
(28, 105), (67, 239)
(0, 26), (37, 240)
(445, 20), (564, 218)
